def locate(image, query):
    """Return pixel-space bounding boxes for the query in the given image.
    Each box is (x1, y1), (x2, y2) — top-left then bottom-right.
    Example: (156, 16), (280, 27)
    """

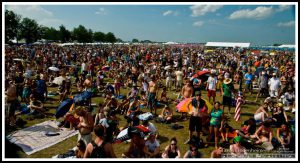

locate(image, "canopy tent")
(205, 42), (250, 48)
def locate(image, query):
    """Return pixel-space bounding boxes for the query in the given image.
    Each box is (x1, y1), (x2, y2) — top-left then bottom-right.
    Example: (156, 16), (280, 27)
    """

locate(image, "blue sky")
(5, 4), (296, 45)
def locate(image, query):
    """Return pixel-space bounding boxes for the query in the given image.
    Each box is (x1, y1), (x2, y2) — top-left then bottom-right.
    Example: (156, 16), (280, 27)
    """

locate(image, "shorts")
(222, 96), (232, 107)
(176, 80), (183, 87)
(210, 123), (221, 128)
(245, 83), (253, 90)
(115, 83), (121, 89)
(207, 90), (216, 98)
(189, 116), (202, 132)
(258, 88), (268, 94)
(269, 90), (279, 98)
(148, 93), (156, 109)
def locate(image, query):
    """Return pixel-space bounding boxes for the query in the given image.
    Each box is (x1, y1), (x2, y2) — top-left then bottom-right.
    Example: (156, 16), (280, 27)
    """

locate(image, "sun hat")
(223, 78), (232, 84)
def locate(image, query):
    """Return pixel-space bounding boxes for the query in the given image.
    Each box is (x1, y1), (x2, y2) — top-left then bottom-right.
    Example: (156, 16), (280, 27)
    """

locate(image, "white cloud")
(163, 10), (179, 16)
(277, 21), (295, 27)
(276, 5), (291, 12)
(193, 21), (204, 27)
(190, 5), (223, 17)
(95, 8), (107, 15)
(6, 5), (63, 28)
(163, 10), (173, 16)
(229, 6), (273, 20)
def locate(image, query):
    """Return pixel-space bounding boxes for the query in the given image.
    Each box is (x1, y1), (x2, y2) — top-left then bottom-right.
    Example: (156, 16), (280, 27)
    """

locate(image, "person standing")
(255, 71), (269, 102)
(209, 102), (224, 149)
(221, 77), (235, 116)
(244, 70), (254, 96)
(185, 91), (207, 144)
(206, 70), (218, 104)
(147, 75), (158, 115)
(268, 72), (281, 99)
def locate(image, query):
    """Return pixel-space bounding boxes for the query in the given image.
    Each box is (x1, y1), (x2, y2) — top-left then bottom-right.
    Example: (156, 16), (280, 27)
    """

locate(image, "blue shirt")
(244, 73), (254, 85)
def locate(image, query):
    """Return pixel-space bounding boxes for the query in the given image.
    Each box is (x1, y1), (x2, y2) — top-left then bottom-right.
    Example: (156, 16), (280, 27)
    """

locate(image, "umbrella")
(197, 70), (210, 76)
(102, 66), (110, 72)
(13, 58), (24, 62)
(164, 65), (171, 70)
(48, 66), (60, 72)
(176, 98), (213, 113)
(114, 126), (150, 144)
(52, 76), (66, 85)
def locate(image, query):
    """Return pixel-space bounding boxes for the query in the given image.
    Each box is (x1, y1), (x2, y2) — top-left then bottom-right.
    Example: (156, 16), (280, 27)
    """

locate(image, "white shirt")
(145, 139), (160, 153)
(81, 62), (87, 71)
(207, 76), (218, 90)
(175, 71), (183, 81)
(268, 77), (281, 91)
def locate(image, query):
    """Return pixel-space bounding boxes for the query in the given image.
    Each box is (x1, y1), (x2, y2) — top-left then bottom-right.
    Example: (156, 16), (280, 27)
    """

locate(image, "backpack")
(90, 141), (107, 158)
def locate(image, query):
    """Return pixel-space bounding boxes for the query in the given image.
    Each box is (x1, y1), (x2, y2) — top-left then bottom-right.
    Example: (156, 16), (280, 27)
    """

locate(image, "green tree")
(116, 38), (123, 42)
(93, 31), (105, 42)
(87, 29), (94, 42)
(132, 38), (139, 43)
(59, 25), (71, 43)
(105, 32), (117, 43)
(41, 27), (59, 41)
(5, 10), (21, 43)
(72, 25), (89, 43)
(19, 17), (41, 44)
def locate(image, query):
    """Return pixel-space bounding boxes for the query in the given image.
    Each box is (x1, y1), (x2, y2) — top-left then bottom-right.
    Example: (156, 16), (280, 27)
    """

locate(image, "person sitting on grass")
(144, 132), (161, 158)
(159, 87), (169, 104)
(254, 101), (270, 123)
(219, 116), (234, 142)
(122, 132), (146, 158)
(162, 137), (181, 158)
(237, 118), (256, 139)
(210, 147), (224, 158)
(276, 123), (292, 149)
(229, 136), (247, 158)
(75, 139), (86, 158)
(183, 143), (202, 158)
(252, 121), (273, 145)
(27, 94), (46, 118)
(158, 105), (173, 124)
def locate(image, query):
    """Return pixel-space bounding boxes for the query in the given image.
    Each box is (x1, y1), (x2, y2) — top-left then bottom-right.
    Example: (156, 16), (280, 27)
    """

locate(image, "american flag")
(234, 95), (244, 121)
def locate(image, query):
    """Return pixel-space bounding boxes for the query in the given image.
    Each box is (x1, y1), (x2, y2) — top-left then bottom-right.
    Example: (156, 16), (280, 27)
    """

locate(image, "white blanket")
(6, 120), (78, 155)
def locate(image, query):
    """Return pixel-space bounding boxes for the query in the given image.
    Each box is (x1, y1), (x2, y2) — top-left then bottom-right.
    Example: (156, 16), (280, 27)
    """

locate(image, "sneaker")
(184, 139), (190, 144)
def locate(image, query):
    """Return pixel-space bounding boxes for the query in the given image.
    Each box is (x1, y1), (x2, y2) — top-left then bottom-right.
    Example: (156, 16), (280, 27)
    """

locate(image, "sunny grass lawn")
(6, 78), (295, 158)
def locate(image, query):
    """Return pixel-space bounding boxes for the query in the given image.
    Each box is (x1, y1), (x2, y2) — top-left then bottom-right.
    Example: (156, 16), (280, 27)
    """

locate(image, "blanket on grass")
(6, 120), (78, 155)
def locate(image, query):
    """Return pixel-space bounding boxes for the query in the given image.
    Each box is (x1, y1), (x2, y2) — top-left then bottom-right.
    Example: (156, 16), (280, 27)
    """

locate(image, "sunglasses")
(191, 149), (197, 152)
(171, 143), (176, 146)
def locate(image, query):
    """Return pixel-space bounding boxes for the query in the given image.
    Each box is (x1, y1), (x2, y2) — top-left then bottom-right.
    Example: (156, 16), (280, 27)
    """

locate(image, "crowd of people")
(4, 43), (296, 158)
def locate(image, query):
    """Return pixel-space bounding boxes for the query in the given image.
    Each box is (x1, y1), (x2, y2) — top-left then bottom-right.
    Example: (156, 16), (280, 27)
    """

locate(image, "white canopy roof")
(278, 44), (295, 48)
(205, 42), (250, 48)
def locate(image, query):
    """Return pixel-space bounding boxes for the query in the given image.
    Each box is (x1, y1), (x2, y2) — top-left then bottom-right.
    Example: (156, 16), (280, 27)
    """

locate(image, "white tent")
(205, 42), (250, 48)
(278, 44), (295, 48)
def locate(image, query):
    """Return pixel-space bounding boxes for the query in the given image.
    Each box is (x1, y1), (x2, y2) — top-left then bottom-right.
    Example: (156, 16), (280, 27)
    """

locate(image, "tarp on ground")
(6, 120), (78, 155)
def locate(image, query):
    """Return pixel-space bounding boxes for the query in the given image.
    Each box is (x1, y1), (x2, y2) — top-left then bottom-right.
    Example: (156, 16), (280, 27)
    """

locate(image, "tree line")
(5, 10), (119, 44)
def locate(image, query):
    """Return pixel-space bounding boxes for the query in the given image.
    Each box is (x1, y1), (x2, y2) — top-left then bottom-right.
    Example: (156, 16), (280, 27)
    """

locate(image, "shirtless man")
(181, 79), (194, 99)
(180, 80), (194, 120)
(83, 74), (93, 92)
(186, 91), (207, 144)
(148, 76), (158, 115)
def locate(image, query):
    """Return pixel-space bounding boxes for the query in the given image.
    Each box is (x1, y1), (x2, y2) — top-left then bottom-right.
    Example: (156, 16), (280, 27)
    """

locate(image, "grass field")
(5, 77), (295, 158)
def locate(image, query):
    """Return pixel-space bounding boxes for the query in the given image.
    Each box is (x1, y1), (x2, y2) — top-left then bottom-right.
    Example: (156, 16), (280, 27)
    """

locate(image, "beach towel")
(138, 112), (153, 121)
(6, 120), (78, 155)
